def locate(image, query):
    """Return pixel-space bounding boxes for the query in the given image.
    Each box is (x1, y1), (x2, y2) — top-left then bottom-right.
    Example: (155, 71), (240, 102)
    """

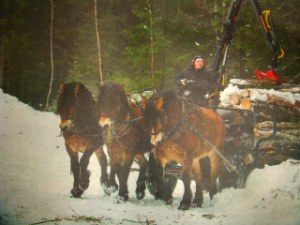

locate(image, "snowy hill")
(0, 88), (300, 225)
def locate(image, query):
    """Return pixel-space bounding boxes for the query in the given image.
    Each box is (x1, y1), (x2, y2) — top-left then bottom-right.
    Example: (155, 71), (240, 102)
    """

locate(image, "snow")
(0, 88), (300, 225)
(220, 83), (300, 105)
(219, 84), (241, 104)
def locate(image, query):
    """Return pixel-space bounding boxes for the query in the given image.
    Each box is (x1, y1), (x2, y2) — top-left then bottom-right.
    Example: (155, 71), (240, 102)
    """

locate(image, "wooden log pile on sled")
(219, 79), (300, 166)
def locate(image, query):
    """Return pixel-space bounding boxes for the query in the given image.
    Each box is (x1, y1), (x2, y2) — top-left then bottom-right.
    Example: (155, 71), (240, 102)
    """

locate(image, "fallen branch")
(122, 218), (156, 224)
(30, 218), (62, 225)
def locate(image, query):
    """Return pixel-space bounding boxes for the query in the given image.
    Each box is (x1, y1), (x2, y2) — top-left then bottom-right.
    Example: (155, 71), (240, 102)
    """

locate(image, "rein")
(104, 105), (143, 143)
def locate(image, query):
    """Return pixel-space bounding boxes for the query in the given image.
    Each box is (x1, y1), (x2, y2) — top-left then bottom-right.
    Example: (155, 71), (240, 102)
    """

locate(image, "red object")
(255, 69), (281, 82)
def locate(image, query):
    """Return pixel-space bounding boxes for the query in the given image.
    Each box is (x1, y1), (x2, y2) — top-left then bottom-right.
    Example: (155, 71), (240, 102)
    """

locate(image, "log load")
(220, 80), (300, 122)
(255, 134), (300, 166)
(219, 79), (300, 166)
(254, 121), (300, 166)
(224, 88), (300, 109)
(254, 122), (300, 140)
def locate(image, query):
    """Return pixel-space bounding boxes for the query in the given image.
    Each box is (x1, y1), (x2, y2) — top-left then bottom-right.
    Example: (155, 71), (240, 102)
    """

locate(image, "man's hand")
(180, 79), (195, 86)
(180, 79), (187, 86)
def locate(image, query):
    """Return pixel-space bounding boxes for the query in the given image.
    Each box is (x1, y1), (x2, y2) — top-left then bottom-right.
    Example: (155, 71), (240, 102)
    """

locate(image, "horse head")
(57, 82), (96, 132)
(96, 83), (131, 128)
(144, 90), (182, 145)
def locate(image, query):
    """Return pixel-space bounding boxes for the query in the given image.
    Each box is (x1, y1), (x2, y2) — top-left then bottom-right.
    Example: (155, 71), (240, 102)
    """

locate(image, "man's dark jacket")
(175, 66), (212, 105)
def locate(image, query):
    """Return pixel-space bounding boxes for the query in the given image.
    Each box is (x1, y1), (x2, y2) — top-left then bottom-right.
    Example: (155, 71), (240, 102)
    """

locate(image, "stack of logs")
(223, 79), (300, 165)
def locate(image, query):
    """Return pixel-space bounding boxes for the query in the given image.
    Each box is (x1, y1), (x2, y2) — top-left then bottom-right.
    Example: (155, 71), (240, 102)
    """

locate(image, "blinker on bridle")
(150, 107), (168, 136)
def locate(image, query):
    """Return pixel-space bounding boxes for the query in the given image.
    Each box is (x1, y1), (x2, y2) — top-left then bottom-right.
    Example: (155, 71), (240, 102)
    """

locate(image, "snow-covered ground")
(0, 88), (299, 225)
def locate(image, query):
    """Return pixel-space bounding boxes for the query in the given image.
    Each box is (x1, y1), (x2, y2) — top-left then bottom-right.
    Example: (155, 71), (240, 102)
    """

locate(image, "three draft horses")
(57, 82), (226, 211)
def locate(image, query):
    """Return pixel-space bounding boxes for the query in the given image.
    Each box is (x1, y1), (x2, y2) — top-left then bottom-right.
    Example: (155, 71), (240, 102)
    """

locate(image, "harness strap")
(181, 99), (240, 175)
(203, 138), (239, 175)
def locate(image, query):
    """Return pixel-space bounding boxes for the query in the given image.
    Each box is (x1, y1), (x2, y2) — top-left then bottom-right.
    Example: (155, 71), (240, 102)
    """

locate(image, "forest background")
(0, 0), (299, 111)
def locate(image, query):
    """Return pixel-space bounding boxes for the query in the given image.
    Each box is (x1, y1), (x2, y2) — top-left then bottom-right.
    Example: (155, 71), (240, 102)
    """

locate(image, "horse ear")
(155, 97), (164, 111)
(141, 96), (147, 110)
(59, 83), (64, 91)
(74, 83), (80, 95)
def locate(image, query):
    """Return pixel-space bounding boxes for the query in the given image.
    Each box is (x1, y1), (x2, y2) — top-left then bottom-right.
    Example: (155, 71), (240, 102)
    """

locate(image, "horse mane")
(97, 82), (131, 121)
(57, 82), (99, 131)
(145, 90), (182, 130)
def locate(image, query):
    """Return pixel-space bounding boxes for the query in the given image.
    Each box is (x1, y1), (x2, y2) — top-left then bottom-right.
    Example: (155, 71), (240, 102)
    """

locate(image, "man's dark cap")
(192, 55), (203, 61)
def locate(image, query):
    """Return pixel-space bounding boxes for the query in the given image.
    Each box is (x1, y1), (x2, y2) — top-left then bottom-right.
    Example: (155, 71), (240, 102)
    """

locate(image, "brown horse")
(143, 90), (226, 210)
(56, 82), (110, 197)
(96, 83), (153, 202)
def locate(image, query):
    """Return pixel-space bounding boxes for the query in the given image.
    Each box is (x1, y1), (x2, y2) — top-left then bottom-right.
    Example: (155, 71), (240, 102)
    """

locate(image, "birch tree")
(45, 0), (54, 111)
(94, 0), (104, 85)
(146, 0), (155, 79)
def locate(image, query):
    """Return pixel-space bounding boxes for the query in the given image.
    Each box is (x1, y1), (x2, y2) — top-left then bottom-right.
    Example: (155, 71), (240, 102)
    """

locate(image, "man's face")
(194, 58), (204, 70)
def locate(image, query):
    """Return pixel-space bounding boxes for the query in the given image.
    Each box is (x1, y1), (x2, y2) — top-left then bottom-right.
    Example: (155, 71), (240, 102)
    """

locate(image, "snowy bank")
(0, 89), (299, 225)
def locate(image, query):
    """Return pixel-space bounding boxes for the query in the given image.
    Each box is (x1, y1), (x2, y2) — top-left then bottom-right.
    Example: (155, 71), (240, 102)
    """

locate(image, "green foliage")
(1, 0), (299, 111)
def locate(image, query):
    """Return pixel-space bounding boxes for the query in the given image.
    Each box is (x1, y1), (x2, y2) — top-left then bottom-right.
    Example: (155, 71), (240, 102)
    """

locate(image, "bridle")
(100, 95), (143, 139)
(149, 104), (183, 145)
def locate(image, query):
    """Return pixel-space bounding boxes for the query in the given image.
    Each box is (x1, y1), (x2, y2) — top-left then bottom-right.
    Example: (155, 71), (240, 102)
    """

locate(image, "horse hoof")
(115, 194), (129, 203)
(164, 196), (174, 205)
(103, 189), (111, 196)
(209, 191), (216, 200)
(136, 191), (145, 200)
(100, 177), (109, 187)
(71, 187), (84, 198)
(103, 185), (118, 196)
(108, 180), (119, 191)
(146, 176), (158, 197)
(178, 202), (190, 210)
(80, 171), (90, 190)
(192, 198), (203, 208)
(111, 183), (119, 191)
(192, 202), (202, 208)
(80, 182), (89, 190)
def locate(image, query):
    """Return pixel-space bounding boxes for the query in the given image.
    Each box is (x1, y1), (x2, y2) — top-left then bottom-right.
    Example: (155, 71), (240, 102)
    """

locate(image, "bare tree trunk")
(146, 0), (155, 79)
(94, 0), (104, 85)
(45, 0), (54, 111)
(0, 39), (3, 88)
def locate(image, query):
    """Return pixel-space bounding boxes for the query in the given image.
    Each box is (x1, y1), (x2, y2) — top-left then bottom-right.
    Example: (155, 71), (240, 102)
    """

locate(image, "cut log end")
(240, 98), (252, 110)
(240, 89), (250, 98)
(229, 94), (240, 105)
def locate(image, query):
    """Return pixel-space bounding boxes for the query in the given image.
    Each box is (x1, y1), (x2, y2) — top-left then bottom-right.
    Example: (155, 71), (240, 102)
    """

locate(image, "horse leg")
(208, 152), (221, 200)
(149, 157), (174, 204)
(115, 154), (134, 202)
(108, 167), (118, 191)
(192, 159), (203, 208)
(135, 153), (147, 199)
(95, 147), (117, 195)
(146, 152), (159, 197)
(67, 147), (83, 197)
(94, 147), (108, 185)
(178, 159), (193, 210)
(79, 151), (92, 190)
